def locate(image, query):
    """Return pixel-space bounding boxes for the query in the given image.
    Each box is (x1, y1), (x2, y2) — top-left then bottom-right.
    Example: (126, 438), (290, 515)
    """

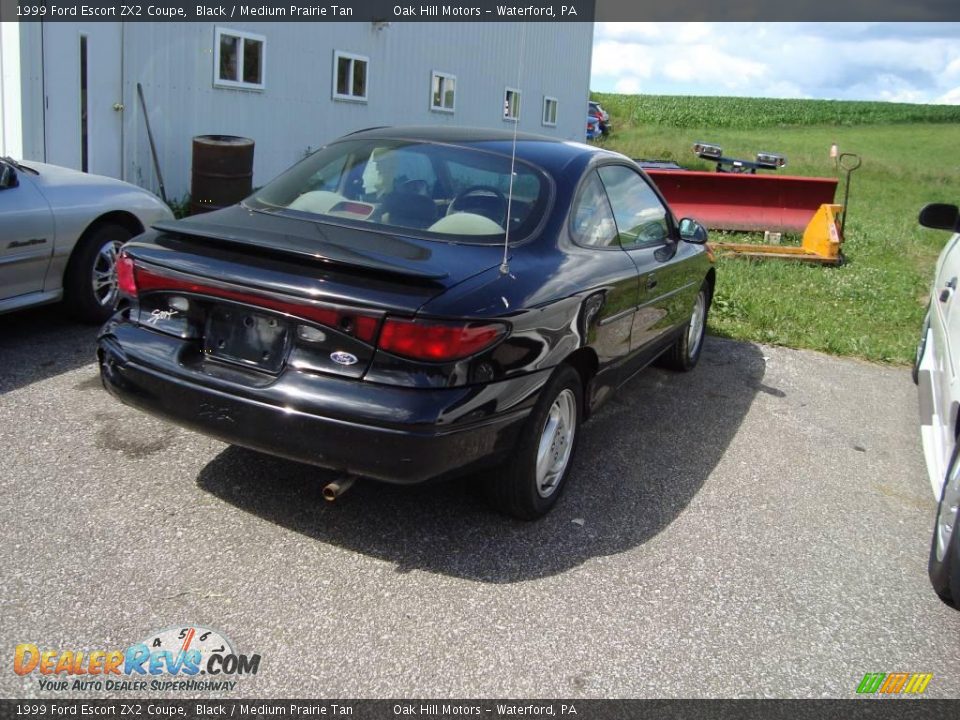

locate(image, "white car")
(0, 157), (173, 323)
(916, 202), (960, 608)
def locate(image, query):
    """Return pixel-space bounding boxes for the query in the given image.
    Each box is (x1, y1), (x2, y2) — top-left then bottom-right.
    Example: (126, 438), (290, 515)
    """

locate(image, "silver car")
(0, 157), (173, 323)
(916, 202), (960, 608)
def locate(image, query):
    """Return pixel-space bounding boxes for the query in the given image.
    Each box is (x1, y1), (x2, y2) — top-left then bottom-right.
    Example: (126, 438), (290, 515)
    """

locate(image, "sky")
(590, 22), (960, 104)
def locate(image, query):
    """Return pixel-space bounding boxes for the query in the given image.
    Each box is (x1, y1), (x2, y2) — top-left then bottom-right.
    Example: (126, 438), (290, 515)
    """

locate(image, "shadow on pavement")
(197, 338), (764, 583)
(0, 305), (101, 395)
(196, 337), (766, 583)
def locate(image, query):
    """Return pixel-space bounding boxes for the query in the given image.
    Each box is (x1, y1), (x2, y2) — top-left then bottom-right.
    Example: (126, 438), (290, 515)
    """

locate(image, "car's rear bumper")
(98, 324), (546, 484)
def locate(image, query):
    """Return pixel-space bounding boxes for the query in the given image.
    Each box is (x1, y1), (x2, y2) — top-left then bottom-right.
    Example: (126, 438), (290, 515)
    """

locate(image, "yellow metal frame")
(709, 204), (845, 265)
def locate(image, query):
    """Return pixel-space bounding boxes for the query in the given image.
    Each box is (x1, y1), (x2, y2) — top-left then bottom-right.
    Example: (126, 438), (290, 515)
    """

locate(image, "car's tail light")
(131, 265), (381, 343)
(378, 317), (506, 362)
(116, 253), (137, 298)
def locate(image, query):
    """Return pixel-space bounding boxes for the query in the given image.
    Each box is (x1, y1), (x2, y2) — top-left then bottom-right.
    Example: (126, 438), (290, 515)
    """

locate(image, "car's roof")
(339, 125), (617, 175)
(347, 125), (566, 144)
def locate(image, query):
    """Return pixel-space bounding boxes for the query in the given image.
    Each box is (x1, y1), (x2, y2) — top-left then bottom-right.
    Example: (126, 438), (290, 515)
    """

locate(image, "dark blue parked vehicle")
(99, 127), (714, 519)
(586, 116), (602, 141)
(589, 101), (612, 135)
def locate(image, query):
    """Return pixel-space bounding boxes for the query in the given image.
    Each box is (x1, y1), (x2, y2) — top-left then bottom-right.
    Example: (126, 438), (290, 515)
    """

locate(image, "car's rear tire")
(929, 446), (960, 608)
(64, 223), (133, 324)
(658, 281), (711, 372)
(485, 364), (582, 520)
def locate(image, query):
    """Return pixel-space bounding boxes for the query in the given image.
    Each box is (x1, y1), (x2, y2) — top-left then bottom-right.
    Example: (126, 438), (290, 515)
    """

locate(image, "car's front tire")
(65, 223), (133, 324)
(929, 446), (960, 608)
(485, 364), (582, 520)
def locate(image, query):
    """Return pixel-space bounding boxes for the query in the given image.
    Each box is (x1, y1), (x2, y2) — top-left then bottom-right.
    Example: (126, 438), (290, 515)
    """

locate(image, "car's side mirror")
(0, 164), (18, 190)
(919, 203), (959, 232)
(678, 217), (708, 244)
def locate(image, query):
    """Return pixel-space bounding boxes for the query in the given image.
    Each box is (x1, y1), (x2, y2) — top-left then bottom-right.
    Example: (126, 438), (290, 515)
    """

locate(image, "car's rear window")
(249, 138), (549, 243)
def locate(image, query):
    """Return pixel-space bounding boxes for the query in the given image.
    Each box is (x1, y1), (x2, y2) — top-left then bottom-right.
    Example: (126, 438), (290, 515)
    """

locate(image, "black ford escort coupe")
(99, 127), (714, 519)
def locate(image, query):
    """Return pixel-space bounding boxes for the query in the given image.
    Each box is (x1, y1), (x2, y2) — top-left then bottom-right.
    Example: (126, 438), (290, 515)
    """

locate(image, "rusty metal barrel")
(190, 135), (254, 215)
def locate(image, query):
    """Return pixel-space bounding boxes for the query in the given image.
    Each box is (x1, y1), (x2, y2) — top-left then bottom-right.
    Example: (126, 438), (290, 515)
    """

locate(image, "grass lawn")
(592, 96), (960, 364)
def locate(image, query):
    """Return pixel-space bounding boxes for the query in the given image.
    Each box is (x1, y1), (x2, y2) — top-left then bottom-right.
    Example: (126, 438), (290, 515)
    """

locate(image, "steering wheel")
(447, 185), (508, 227)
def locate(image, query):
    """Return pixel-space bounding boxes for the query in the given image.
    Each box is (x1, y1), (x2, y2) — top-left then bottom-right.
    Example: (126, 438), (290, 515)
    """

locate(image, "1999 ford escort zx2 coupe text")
(99, 127), (714, 519)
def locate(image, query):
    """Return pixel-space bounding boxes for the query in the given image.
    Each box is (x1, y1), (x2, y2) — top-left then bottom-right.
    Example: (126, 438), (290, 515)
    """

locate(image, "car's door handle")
(646, 275), (658, 290)
(940, 277), (957, 302)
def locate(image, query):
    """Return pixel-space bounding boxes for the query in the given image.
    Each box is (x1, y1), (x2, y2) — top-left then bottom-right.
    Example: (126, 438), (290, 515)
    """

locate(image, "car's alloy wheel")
(686, 290), (707, 361)
(658, 281), (711, 372)
(929, 446), (960, 608)
(65, 222), (133, 324)
(936, 458), (960, 562)
(91, 239), (124, 309)
(486, 364), (582, 519)
(535, 388), (577, 498)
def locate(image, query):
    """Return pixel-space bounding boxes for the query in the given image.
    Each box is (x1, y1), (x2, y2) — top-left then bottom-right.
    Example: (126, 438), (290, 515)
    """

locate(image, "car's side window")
(597, 165), (671, 249)
(570, 171), (618, 248)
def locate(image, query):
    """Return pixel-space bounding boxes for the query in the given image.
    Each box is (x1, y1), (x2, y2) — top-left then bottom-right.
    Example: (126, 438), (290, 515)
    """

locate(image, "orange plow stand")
(707, 203), (846, 266)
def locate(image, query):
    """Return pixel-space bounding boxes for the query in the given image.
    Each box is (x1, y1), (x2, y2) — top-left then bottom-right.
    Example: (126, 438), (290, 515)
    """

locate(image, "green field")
(591, 93), (960, 364)
(594, 93), (960, 129)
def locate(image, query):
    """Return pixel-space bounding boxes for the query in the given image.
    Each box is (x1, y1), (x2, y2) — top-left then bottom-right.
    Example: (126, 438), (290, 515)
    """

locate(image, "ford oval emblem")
(330, 351), (358, 366)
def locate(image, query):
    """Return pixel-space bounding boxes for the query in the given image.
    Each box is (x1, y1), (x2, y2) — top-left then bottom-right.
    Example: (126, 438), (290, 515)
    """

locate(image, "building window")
(542, 96), (558, 127)
(334, 51), (368, 102)
(431, 71), (456, 113)
(503, 87), (521, 122)
(213, 28), (266, 90)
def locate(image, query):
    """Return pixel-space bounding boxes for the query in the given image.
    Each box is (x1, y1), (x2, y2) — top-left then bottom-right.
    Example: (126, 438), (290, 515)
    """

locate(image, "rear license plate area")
(203, 306), (290, 374)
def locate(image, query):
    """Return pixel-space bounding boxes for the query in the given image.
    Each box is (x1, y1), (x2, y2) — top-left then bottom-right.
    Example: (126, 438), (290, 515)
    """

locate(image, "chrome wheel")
(936, 458), (960, 562)
(535, 388), (577, 498)
(687, 290), (706, 359)
(91, 239), (123, 308)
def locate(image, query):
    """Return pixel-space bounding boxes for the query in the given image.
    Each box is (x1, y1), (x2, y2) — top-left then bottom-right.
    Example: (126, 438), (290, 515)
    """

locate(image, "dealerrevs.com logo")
(13, 626), (261, 692)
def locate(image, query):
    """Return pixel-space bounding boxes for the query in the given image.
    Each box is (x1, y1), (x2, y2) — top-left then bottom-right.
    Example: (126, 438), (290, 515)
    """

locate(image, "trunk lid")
(150, 205), (504, 296)
(122, 206), (504, 381)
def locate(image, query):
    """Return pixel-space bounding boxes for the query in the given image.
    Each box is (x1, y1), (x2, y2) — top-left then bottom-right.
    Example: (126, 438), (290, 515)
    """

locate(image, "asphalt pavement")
(1, 306), (957, 698)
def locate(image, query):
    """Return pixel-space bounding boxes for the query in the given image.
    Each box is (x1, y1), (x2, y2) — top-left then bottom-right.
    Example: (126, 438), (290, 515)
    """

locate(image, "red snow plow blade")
(646, 169), (838, 233)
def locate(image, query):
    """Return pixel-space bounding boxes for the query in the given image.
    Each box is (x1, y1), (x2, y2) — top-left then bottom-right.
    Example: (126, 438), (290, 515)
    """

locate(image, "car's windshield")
(248, 138), (549, 243)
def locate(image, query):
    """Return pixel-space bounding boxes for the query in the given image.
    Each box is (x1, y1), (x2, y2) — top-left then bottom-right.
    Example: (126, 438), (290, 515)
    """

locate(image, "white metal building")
(0, 22), (594, 200)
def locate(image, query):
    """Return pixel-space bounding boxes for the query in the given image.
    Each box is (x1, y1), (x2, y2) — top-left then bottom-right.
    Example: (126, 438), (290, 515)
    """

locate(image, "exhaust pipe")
(322, 475), (356, 502)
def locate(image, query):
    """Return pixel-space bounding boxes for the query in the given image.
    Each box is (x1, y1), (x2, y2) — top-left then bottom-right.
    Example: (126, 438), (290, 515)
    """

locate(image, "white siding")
(0, 22), (43, 160)
(120, 22), (593, 199)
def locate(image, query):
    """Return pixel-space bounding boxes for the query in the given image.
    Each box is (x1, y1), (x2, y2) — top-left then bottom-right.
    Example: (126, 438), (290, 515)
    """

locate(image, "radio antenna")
(500, 23), (526, 276)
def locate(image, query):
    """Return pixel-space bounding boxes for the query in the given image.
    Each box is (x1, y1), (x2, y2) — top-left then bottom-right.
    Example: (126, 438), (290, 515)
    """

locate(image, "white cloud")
(614, 77), (643, 94)
(594, 22), (662, 41)
(935, 87), (960, 105)
(944, 57), (960, 81)
(595, 22), (713, 45)
(662, 45), (768, 89)
(761, 81), (810, 100)
(676, 22), (712, 43)
(592, 22), (960, 104)
(592, 40), (655, 80)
